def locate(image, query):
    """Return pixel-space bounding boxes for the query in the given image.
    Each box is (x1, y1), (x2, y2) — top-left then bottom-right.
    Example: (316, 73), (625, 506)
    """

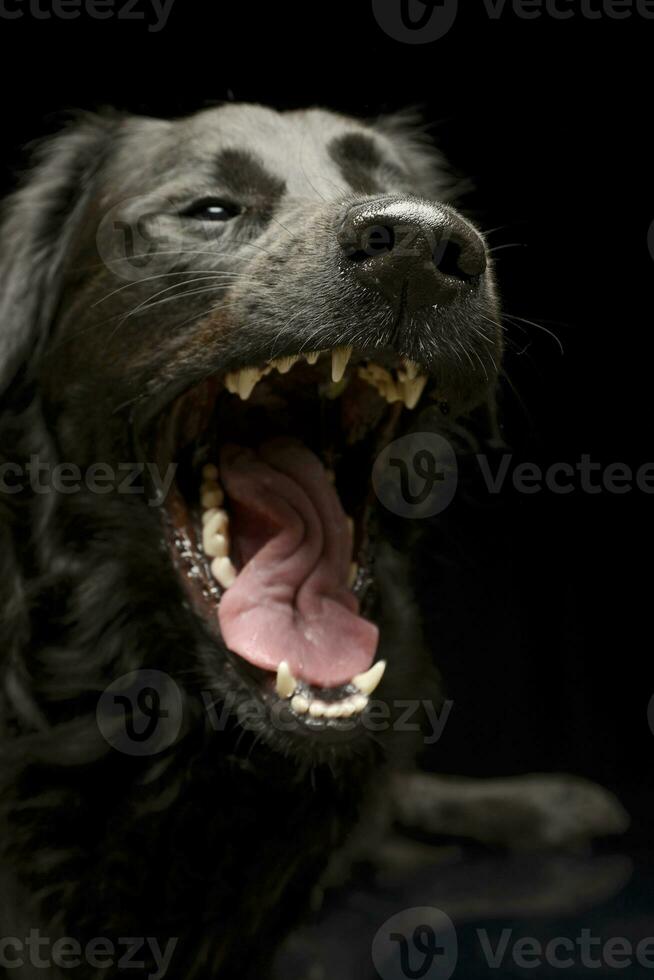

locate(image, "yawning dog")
(0, 103), (628, 979)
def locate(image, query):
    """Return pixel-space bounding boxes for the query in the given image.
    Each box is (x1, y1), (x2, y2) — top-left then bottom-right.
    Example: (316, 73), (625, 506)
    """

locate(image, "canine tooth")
(352, 660), (386, 696)
(272, 355), (300, 374)
(402, 375), (428, 410)
(305, 351), (320, 365)
(202, 463), (219, 481)
(276, 661), (297, 699)
(352, 695), (369, 713)
(211, 556), (237, 589)
(383, 382), (402, 404)
(291, 695), (310, 715)
(348, 562), (358, 588)
(325, 379), (347, 400)
(403, 358), (420, 380)
(237, 367), (261, 400)
(225, 371), (239, 394)
(201, 485), (224, 509)
(331, 346), (352, 383)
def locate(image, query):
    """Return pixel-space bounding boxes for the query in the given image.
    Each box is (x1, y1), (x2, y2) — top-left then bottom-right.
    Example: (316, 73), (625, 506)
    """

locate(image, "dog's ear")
(0, 112), (120, 396)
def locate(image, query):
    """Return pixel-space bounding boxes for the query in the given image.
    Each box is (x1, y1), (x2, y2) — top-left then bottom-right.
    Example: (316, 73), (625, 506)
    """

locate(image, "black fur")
(0, 104), (502, 978)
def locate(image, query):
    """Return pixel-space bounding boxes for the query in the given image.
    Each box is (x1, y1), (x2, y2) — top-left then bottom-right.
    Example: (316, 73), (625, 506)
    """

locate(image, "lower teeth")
(276, 660), (386, 720)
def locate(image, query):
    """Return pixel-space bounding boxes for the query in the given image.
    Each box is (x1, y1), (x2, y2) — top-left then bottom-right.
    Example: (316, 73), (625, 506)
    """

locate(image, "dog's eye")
(181, 199), (242, 222)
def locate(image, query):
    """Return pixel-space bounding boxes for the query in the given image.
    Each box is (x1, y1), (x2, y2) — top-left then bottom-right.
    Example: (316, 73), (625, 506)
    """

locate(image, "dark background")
(1, 2), (651, 844)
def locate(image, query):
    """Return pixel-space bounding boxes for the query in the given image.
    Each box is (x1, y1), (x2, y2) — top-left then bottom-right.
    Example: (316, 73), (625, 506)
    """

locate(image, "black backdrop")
(1, 2), (652, 842)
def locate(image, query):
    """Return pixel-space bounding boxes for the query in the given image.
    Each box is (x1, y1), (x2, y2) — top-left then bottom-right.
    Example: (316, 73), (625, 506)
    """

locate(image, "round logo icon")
(96, 194), (179, 282)
(373, 432), (458, 518)
(372, 906), (458, 980)
(372, 0), (459, 44)
(96, 669), (184, 756)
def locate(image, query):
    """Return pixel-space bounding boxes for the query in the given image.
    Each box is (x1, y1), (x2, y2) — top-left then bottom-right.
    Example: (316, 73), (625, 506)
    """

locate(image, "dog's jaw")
(152, 343), (441, 751)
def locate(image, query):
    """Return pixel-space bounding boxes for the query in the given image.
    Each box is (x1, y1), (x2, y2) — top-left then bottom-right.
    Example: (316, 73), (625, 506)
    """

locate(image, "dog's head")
(0, 103), (501, 768)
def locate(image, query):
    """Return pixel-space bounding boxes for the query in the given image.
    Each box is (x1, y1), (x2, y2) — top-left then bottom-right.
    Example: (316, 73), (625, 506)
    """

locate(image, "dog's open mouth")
(155, 347), (431, 726)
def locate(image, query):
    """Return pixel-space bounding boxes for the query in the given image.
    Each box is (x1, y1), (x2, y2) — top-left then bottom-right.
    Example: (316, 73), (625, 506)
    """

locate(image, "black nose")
(337, 197), (487, 312)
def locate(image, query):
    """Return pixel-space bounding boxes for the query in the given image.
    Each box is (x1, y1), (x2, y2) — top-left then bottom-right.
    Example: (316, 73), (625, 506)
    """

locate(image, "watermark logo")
(373, 0), (654, 44)
(372, 907), (458, 980)
(0, 456), (176, 506)
(373, 432), (458, 518)
(97, 669), (183, 756)
(0, 932), (177, 978)
(204, 692), (453, 747)
(0, 0), (175, 31)
(372, 915), (654, 976)
(372, 0), (459, 43)
(96, 195), (180, 281)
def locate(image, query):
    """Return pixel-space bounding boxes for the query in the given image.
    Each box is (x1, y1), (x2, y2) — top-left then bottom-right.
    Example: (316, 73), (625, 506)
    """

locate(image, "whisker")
(503, 312), (565, 355)
(91, 271), (262, 308)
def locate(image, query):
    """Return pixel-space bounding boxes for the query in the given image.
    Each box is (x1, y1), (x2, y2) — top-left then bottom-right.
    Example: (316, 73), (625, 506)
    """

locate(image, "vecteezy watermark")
(96, 195), (181, 281)
(372, 909), (654, 977)
(0, 932), (177, 977)
(0, 0), (175, 31)
(476, 928), (654, 971)
(477, 453), (654, 496)
(203, 692), (454, 746)
(373, 433), (458, 519)
(373, 433), (654, 518)
(372, 907), (458, 980)
(96, 670), (453, 756)
(0, 457), (176, 506)
(96, 670), (184, 756)
(96, 192), (235, 281)
(373, 0), (654, 43)
(372, 0), (459, 44)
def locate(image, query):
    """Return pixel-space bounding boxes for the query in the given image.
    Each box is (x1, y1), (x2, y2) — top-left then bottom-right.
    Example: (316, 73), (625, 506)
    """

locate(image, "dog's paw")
(392, 771), (630, 850)
(509, 774), (630, 849)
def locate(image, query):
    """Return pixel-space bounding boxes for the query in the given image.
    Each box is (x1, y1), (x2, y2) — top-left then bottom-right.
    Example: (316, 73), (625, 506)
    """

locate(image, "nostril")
(342, 224), (395, 263)
(432, 237), (487, 281)
(433, 239), (467, 279)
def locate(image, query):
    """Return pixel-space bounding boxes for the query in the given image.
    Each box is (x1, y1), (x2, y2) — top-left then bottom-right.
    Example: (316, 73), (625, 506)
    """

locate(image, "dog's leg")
(391, 771), (630, 849)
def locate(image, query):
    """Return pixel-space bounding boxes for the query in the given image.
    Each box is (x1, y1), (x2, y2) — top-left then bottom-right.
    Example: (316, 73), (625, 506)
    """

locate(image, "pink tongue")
(217, 438), (378, 688)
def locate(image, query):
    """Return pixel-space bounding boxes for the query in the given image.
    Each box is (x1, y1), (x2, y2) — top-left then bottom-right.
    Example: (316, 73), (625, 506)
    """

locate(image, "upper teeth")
(331, 346), (352, 383)
(222, 348), (427, 409)
(271, 355), (300, 374)
(358, 363), (427, 410)
(402, 358), (420, 380)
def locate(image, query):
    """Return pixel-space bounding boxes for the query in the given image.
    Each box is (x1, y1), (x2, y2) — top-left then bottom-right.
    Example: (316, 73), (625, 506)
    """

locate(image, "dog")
(0, 103), (628, 979)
